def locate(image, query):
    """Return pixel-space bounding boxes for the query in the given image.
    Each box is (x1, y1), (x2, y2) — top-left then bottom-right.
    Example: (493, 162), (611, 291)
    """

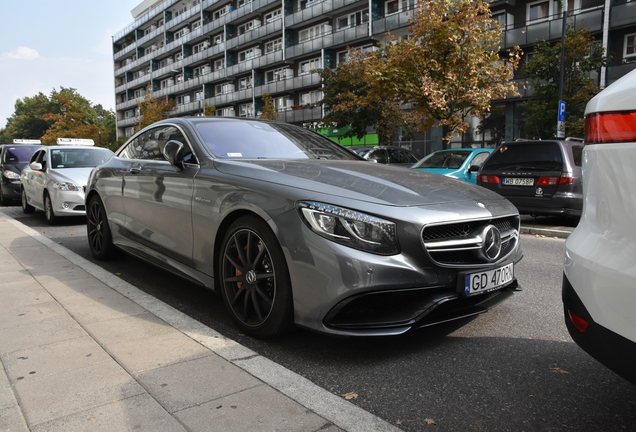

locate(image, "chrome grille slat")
(422, 216), (519, 267)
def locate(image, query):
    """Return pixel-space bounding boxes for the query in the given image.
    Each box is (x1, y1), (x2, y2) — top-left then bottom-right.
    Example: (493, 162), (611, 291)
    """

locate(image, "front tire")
(219, 216), (294, 338)
(44, 193), (58, 225)
(86, 195), (118, 260)
(0, 185), (10, 206)
(21, 189), (34, 213)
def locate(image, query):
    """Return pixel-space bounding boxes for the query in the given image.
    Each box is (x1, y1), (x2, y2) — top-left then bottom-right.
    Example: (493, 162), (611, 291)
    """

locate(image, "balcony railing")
(610, 1), (636, 29)
(226, 19), (283, 49)
(282, 106), (322, 122)
(113, 0), (179, 42)
(284, 0), (361, 27)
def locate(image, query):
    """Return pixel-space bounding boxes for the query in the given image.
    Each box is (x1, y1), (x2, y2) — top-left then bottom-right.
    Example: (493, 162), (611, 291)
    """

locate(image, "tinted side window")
(571, 145), (583, 167)
(367, 149), (388, 164)
(118, 137), (142, 160)
(470, 152), (490, 168)
(484, 143), (563, 171)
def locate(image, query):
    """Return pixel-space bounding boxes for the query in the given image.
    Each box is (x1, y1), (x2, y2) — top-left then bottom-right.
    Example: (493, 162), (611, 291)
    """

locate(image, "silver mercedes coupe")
(85, 117), (523, 338)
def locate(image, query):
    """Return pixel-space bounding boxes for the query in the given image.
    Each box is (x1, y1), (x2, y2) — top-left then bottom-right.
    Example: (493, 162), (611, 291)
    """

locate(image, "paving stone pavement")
(0, 211), (401, 432)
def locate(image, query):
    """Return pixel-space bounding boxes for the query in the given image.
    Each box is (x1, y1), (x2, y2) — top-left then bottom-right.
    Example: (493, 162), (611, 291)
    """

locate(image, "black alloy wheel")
(21, 189), (34, 213)
(44, 193), (58, 225)
(86, 195), (118, 260)
(220, 216), (294, 338)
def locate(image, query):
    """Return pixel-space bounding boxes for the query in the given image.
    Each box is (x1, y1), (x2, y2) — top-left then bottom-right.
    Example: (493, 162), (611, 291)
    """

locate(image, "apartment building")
(112, 0), (636, 153)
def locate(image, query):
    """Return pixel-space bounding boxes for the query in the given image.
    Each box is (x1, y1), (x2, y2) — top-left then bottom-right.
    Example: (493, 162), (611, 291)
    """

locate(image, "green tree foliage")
(0, 87), (116, 147)
(134, 84), (176, 133)
(204, 103), (216, 116)
(317, 48), (410, 144)
(259, 93), (279, 121)
(369, 0), (521, 148)
(521, 26), (608, 139)
(0, 93), (53, 142)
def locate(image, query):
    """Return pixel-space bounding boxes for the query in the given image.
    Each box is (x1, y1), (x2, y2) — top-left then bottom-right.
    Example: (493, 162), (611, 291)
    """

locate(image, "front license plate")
(462, 263), (514, 296)
(503, 177), (534, 186)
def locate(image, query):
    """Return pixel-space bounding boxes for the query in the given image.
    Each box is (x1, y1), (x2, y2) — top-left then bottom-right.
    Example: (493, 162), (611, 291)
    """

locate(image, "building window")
(298, 23), (331, 43)
(238, 0), (252, 7)
(625, 34), (636, 59)
(238, 20), (261, 35)
(300, 90), (322, 106)
(238, 76), (253, 89)
(193, 64), (211, 77)
(176, 74), (184, 83)
(214, 58), (225, 70)
(193, 40), (209, 54)
(195, 90), (204, 101)
(238, 47), (261, 62)
(175, 52), (184, 61)
(336, 45), (376, 66)
(264, 8), (282, 22)
(239, 103), (254, 117)
(266, 67), (292, 83)
(176, 94), (191, 105)
(192, 20), (202, 31)
(161, 78), (175, 89)
(173, 5), (187, 16)
(215, 83), (235, 95)
(125, 127), (134, 137)
(385, 0), (415, 16)
(174, 26), (190, 40)
(299, 57), (321, 75)
(274, 96), (292, 112)
(526, 0), (560, 23)
(265, 38), (283, 53)
(213, 5), (231, 20)
(337, 10), (369, 30)
(299, 0), (324, 9)
(216, 107), (236, 116)
(213, 34), (225, 45)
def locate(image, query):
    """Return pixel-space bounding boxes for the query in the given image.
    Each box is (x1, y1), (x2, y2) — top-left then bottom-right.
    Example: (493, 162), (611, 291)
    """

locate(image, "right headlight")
(297, 201), (399, 255)
(3, 170), (20, 180)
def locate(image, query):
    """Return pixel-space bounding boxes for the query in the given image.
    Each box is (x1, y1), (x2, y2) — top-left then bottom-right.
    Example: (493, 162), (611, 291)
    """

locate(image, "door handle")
(128, 165), (141, 174)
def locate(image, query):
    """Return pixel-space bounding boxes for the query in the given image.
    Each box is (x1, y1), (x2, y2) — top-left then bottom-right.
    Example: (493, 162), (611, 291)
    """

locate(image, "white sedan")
(20, 139), (113, 224)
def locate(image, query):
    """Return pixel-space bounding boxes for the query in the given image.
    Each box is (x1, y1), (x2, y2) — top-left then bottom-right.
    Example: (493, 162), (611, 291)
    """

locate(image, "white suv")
(563, 68), (636, 385)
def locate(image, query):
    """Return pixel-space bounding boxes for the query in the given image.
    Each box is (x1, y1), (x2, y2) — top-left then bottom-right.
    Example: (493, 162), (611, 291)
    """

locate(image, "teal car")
(411, 148), (493, 184)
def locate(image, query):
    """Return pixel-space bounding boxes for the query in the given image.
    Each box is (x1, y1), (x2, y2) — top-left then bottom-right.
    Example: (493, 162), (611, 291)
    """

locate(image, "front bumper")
(49, 189), (87, 216)
(562, 274), (636, 385)
(507, 194), (582, 218)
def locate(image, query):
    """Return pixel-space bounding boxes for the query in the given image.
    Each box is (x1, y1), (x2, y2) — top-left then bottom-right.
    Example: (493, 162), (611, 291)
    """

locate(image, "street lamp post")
(557, 1), (568, 138)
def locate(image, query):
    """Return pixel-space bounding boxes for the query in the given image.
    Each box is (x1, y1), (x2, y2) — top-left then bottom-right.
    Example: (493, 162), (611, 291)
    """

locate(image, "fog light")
(62, 202), (70, 210)
(568, 310), (590, 333)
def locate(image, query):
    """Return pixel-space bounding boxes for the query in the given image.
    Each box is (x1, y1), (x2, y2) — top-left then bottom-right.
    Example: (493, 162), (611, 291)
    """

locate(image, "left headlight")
(3, 170), (20, 180)
(51, 181), (79, 191)
(297, 201), (399, 255)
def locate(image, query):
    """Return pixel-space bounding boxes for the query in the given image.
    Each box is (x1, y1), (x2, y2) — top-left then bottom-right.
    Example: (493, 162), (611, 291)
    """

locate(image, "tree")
(204, 103), (216, 116)
(134, 84), (176, 133)
(317, 48), (412, 144)
(259, 93), (279, 121)
(0, 92), (53, 142)
(41, 92), (102, 145)
(367, 0), (521, 148)
(521, 26), (608, 139)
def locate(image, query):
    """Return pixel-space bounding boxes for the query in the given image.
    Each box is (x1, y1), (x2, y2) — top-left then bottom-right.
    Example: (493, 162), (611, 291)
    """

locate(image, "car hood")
(49, 168), (94, 186)
(5, 163), (27, 174)
(213, 159), (504, 206)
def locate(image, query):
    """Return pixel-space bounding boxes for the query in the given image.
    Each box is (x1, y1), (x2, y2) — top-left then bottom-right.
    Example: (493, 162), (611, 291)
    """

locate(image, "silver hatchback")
(86, 118), (523, 338)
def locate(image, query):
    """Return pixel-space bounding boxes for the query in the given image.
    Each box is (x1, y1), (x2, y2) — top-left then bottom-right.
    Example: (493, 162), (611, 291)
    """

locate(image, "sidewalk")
(0, 212), (400, 432)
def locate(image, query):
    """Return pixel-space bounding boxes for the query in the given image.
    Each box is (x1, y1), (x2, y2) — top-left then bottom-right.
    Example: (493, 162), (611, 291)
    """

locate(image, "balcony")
(255, 73), (321, 96)
(502, 8), (603, 48)
(371, 10), (412, 35)
(165, 2), (202, 31)
(182, 42), (226, 67)
(611, 1), (636, 29)
(114, 42), (138, 61)
(282, 106), (322, 122)
(251, 49), (284, 69)
(117, 117), (137, 128)
(226, 56), (263, 75)
(607, 62), (636, 86)
(113, 0), (179, 41)
(227, 19), (283, 49)
(212, 88), (255, 106)
(153, 59), (184, 79)
(285, 0), (363, 28)
(286, 33), (332, 58)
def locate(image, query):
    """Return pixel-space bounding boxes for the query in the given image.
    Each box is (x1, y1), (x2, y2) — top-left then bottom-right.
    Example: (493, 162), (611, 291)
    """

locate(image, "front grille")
(422, 215), (519, 267)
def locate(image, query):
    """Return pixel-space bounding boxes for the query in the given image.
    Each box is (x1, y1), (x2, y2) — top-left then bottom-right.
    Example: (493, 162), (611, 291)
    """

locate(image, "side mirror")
(163, 140), (185, 172)
(29, 162), (43, 171)
(467, 164), (480, 173)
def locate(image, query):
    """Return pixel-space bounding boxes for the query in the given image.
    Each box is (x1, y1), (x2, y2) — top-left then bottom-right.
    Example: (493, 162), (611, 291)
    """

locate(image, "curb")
(520, 226), (572, 239)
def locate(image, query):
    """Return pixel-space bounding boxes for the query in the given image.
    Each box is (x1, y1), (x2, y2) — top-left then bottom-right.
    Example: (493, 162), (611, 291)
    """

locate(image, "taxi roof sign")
(56, 138), (95, 146)
(13, 139), (42, 144)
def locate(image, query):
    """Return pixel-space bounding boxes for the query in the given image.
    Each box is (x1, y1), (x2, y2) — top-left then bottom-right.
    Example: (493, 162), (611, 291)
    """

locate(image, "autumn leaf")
(342, 392), (358, 400)
(550, 367), (570, 374)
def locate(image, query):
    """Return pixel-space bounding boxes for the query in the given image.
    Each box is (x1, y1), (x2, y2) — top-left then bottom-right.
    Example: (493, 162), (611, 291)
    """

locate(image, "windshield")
(50, 148), (113, 169)
(3, 146), (41, 163)
(483, 143), (563, 171)
(194, 120), (360, 160)
(412, 151), (471, 169)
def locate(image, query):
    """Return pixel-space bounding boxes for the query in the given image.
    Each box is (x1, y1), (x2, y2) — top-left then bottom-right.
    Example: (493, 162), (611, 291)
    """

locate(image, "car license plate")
(461, 263), (514, 296)
(503, 177), (534, 186)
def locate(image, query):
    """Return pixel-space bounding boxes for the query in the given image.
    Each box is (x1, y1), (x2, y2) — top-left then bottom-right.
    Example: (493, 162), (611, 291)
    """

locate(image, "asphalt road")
(4, 206), (636, 432)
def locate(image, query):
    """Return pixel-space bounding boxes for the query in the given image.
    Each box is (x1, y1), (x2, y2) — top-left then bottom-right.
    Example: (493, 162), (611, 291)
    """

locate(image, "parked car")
(411, 148), (493, 184)
(0, 143), (43, 205)
(563, 68), (636, 385)
(350, 145), (419, 166)
(85, 118), (523, 338)
(476, 139), (584, 219)
(20, 140), (113, 224)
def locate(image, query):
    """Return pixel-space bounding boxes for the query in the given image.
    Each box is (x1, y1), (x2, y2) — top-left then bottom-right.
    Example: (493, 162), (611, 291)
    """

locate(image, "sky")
(0, 0), (143, 130)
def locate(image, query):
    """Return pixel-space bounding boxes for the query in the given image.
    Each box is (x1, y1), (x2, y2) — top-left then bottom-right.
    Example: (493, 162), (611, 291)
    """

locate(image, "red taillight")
(537, 173), (573, 186)
(477, 175), (500, 184)
(568, 310), (590, 333)
(586, 111), (636, 143)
